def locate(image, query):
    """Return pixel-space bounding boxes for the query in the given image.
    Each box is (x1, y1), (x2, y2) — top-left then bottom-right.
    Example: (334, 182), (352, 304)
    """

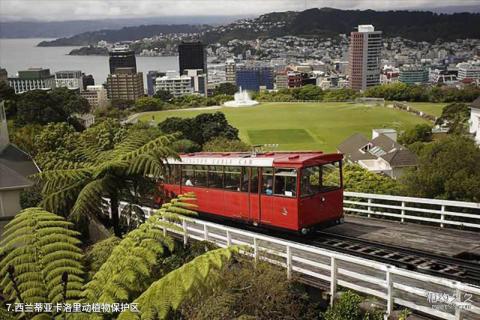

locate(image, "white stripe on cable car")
(166, 157), (274, 167)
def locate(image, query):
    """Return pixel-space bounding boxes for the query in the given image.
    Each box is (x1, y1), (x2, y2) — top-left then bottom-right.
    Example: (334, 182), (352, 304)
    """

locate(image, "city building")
(55, 70), (84, 91)
(109, 48), (137, 74)
(80, 85), (108, 110)
(178, 42), (207, 75)
(0, 101), (40, 220)
(106, 67), (144, 101)
(288, 71), (303, 88)
(146, 71), (166, 96)
(398, 65), (429, 85)
(155, 74), (193, 97)
(348, 25), (383, 91)
(470, 96), (480, 145)
(275, 71), (288, 90)
(8, 68), (56, 94)
(225, 59), (237, 84)
(0, 68), (7, 83)
(457, 62), (480, 81)
(82, 74), (95, 90)
(184, 69), (207, 96)
(338, 129), (417, 179)
(236, 66), (274, 91)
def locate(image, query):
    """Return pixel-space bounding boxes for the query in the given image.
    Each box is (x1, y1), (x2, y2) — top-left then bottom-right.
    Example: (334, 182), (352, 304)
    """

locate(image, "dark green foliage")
(213, 82), (237, 96)
(254, 87), (359, 102)
(134, 97), (164, 112)
(170, 138), (202, 153)
(159, 112), (240, 147)
(153, 89), (174, 102)
(203, 136), (250, 152)
(180, 258), (321, 320)
(401, 136), (480, 202)
(398, 124), (433, 146)
(338, 165), (405, 195)
(323, 291), (382, 320)
(364, 83), (480, 103)
(19, 184), (43, 208)
(15, 88), (90, 128)
(0, 208), (84, 313)
(436, 103), (470, 134)
(0, 81), (17, 117)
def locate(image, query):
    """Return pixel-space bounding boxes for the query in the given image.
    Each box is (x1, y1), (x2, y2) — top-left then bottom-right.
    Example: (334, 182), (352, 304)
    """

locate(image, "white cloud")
(0, 0), (478, 21)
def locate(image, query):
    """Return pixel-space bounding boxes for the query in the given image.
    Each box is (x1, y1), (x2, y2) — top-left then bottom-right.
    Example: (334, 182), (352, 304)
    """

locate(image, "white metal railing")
(344, 192), (480, 229)
(120, 201), (480, 320)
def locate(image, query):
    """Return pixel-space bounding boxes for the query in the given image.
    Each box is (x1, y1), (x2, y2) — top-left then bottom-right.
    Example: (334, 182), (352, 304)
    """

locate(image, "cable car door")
(248, 167), (261, 224)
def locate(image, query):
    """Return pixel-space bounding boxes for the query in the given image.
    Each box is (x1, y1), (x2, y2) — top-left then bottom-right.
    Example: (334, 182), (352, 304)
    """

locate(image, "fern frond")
(118, 247), (239, 320)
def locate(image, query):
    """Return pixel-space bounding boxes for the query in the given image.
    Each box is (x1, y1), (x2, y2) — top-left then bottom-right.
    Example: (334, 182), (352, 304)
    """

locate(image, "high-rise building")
(178, 42), (207, 75)
(236, 66), (274, 92)
(146, 71), (166, 96)
(109, 48), (137, 74)
(225, 59), (237, 84)
(106, 67), (144, 101)
(348, 25), (382, 91)
(399, 65), (429, 85)
(155, 73), (193, 98)
(80, 85), (109, 110)
(8, 68), (56, 94)
(55, 70), (84, 91)
(82, 74), (95, 90)
(184, 69), (207, 96)
(457, 62), (480, 81)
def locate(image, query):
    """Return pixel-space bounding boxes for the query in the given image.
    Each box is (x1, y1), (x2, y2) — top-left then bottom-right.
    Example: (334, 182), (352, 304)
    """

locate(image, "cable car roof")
(167, 152), (343, 168)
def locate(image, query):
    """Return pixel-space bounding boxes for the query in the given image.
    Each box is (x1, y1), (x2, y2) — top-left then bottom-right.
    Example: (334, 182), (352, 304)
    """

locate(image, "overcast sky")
(1, 0), (479, 21)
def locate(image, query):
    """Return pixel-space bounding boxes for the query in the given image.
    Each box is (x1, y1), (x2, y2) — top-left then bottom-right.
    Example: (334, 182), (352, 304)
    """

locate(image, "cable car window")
(300, 166), (320, 197)
(250, 168), (259, 193)
(274, 168), (297, 197)
(166, 164), (180, 184)
(240, 167), (249, 192)
(194, 165), (208, 187)
(208, 166), (223, 188)
(262, 168), (274, 195)
(224, 166), (241, 191)
(182, 165), (194, 186)
(321, 161), (341, 191)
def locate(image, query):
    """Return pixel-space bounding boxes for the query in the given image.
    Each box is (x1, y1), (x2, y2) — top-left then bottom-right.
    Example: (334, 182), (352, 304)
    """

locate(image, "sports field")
(406, 102), (446, 117)
(138, 102), (431, 152)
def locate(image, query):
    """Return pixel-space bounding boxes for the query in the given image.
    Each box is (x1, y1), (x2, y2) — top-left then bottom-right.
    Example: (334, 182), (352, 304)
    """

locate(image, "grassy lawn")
(404, 102), (447, 117)
(138, 102), (430, 152)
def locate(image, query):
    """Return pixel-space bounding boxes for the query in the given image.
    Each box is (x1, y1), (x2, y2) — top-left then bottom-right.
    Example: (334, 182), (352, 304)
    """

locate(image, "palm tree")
(0, 195), (238, 320)
(36, 130), (178, 236)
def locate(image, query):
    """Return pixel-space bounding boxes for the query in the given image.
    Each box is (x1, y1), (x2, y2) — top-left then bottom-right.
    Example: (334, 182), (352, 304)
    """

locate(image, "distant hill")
(34, 7), (480, 47)
(37, 24), (205, 46)
(203, 8), (480, 43)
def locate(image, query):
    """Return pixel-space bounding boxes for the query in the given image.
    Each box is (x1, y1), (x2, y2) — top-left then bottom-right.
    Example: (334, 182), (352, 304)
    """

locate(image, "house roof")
(0, 144), (39, 190)
(472, 96), (480, 110)
(380, 149), (417, 167)
(337, 133), (376, 162)
(0, 163), (32, 190)
(338, 133), (417, 167)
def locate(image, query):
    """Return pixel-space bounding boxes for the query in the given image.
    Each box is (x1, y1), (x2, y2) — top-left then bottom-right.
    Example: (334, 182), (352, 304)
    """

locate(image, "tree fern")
(83, 194), (196, 305)
(0, 208), (84, 318)
(117, 246), (238, 320)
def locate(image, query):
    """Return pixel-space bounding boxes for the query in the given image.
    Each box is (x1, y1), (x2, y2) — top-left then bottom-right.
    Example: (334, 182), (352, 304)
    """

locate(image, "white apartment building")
(80, 85), (108, 110)
(457, 62), (480, 81)
(155, 74), (193, 97)
(55, 70), (84, 91)
(184, 69), (207, 96)
(8, 68), (56, 94)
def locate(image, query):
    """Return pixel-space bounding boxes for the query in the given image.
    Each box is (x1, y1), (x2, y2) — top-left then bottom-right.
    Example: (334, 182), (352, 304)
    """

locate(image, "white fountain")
(224, 87), (259, 107)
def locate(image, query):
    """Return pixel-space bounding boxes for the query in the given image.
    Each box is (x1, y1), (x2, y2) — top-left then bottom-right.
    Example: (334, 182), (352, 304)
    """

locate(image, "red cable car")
(162, 151), (344, 234)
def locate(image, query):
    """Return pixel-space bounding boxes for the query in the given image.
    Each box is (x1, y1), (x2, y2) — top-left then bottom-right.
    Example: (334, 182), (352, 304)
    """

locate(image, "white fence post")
(162, 217), (167, 236)
(182, 219), (188, 247)
(386, 267), (394, 316)
(226, 230), (232, 246)
(367, 198), (372, 218)
(286, 245), (292, 280)
(330, 256), (337, 305)
(401, 201), (405, 223)
(440, 205), (446, 228)
(253, 237), (258, 263)
(203, 224), (208, 241)
(455, 288), (463, 320)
